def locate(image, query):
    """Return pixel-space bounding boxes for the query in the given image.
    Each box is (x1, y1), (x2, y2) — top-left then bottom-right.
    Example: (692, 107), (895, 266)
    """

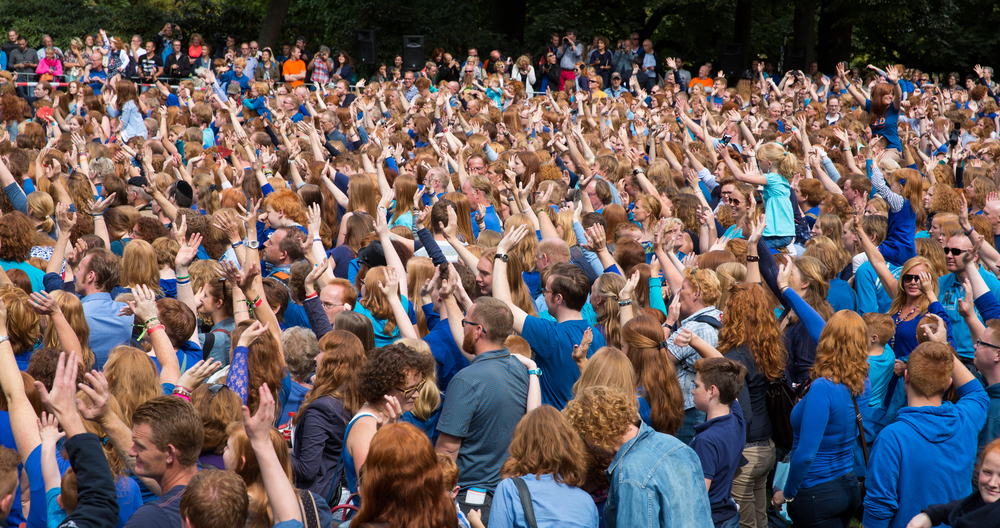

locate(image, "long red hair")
(351, 423), (456, 528)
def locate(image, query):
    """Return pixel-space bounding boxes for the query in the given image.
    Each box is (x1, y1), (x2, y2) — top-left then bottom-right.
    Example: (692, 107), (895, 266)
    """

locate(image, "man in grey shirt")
(8, 36), (38, 77)
(436, 297), (530, 524)
(556, 31), (582, 91)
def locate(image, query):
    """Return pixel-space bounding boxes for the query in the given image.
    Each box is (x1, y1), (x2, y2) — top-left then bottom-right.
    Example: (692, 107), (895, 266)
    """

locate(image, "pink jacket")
(36, 58), (63, 76)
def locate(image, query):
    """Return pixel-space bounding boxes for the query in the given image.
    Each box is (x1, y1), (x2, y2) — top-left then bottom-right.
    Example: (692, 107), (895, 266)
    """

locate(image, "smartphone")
(720, 134), (732, 146)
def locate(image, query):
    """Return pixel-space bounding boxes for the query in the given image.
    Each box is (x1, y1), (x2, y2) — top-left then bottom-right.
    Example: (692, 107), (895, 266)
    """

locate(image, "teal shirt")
(762, 172), (795, 237)
(0, 259), (45, 292)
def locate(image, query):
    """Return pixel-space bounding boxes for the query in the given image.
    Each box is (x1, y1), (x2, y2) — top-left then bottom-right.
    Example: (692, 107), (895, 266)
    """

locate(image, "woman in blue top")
(114, 80), (147, 144)
(486, 406), (599, 528)
(771, 263), (869, 528)
(342, 342), (435, 504)
(837, 62), (902, 157)
(718, 142), (797, 250)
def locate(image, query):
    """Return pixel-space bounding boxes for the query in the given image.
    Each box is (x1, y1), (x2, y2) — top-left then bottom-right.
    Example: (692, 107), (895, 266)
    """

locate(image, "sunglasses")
(942, 247), (967, 256)
(395, 378), (427, 398)
(901, 274), (922, 283)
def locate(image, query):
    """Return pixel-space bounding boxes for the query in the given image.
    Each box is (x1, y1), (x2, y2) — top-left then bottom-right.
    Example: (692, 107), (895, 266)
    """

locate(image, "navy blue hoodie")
(863, 379), (988, 528)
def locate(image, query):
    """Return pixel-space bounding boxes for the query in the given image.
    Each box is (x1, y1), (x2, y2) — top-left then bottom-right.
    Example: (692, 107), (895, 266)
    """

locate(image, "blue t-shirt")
(762, 173), (795, 237)
(863, 98), (902, 151)
(868, 346), (895, 410)
(690, 401), (746, 525)
(521, 317), (607, 409)
(488, 473), (599, 528)
(354, 295), (411, 347)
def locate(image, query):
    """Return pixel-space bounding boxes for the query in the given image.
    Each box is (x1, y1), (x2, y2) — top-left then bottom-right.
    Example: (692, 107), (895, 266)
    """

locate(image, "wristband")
(618, 299), (633, 306)
(305, 292), (318, 300)
(147, 324), (166, 334)
(231, 240), (244, 248)
(172, 393), (190, 402)
(966, 227), (975, 237)
(253, 296), (264, 308)
(176, 274), (190, 281)
(172, 386), (192, 397)
(746, 255), (760, 262)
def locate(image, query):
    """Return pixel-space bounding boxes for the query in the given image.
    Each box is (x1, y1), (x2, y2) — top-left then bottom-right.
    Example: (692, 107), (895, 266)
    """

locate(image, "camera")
(948, 128), (960, 147)
(563, 38), (570, 45)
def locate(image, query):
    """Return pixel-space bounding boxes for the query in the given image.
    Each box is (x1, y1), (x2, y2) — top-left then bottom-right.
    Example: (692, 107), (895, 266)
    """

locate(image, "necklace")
(889, 303), (919, 349)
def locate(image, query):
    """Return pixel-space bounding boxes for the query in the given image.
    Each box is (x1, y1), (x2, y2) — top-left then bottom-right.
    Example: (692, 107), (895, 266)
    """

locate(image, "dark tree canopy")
(2, 0), (999, 77)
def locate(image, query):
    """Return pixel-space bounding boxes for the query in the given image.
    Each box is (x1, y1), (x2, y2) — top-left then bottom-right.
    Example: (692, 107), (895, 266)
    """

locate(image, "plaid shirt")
(668, 306), (722, 409)
(311, 59), (330, 86)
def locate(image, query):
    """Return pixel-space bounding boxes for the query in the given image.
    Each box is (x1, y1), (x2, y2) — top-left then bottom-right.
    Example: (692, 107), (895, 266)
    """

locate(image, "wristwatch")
(246, 240), (260, 250)
(527, 368), (542, 377)
(633, 168), (644, 175)
(494, 253), (509, 262)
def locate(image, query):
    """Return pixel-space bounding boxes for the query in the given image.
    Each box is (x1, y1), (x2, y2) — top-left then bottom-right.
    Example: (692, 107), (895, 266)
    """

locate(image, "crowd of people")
(0, 20), (998, 528)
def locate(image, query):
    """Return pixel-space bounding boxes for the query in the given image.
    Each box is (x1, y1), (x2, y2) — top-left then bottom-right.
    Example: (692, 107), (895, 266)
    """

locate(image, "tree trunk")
(258, 0), (293, 51)
(816, 1), (853, 73)
(492, 0), (526, 44)
(734, 0), (752, 71)
(793, 0), (816, 66)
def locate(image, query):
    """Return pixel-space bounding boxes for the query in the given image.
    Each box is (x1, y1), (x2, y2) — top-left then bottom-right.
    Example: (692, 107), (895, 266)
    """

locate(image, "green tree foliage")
(1, 0), (998, 76)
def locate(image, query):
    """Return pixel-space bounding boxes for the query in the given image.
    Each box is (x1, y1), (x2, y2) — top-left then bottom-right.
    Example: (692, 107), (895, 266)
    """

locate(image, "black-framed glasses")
(461, 319), (481, 328)
(901, 274), (922, 283)
(395, 378), (427, 398)
(943, 247), (967, 256)
(977, 339), (1000, 351)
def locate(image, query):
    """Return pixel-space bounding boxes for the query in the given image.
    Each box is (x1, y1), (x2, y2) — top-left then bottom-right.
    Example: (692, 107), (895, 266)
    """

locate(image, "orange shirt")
(688, 77), (714, 90)
(283, 59), (306, 87)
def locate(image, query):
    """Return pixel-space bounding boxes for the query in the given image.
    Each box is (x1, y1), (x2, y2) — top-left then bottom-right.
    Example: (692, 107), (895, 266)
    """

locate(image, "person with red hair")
(351, 422), (457, 528)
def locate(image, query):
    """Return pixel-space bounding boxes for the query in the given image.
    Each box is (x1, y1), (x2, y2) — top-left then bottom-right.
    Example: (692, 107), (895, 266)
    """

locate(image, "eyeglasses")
(395, 378), (427, 398)
(321, 301), (340, 310)
(943, 247), (968, 256)
(901, 274), (922, 283)
(461, 319), (481, 328)
(977, 339), (1000, 351)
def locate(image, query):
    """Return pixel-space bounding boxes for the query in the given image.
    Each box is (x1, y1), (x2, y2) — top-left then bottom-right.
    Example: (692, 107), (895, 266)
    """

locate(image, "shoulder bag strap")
(513, 477), (538, 528)
(298, 488), (320, 528)
(853, 396), (870, 466)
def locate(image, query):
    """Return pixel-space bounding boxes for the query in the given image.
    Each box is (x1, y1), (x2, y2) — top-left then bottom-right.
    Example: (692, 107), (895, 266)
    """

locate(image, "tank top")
(341, 411), (378, 505)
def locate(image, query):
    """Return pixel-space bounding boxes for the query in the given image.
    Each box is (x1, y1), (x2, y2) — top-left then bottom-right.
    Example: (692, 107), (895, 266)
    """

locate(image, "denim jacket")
(604, 422), (714, 528)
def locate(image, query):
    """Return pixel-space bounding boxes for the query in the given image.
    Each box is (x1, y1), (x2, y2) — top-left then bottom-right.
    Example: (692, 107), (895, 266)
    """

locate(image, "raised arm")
(244, 385), (303, 525)
(853, 212), (898, 298)
(378, 267), (419, 339)
(0, 298), (42, 462)
(129, 284), (181, 384)
(491, 225), (532, 333)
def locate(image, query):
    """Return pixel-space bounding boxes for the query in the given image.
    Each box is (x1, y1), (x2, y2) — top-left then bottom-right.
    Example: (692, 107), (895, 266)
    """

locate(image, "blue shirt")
(0, 259), (44, 292)
(762, 173), (795, 237)
(864, 98), (902, 151)
(80, 292), (134, 368)
(938, 268), (1000, 359)
(354, 295), (411, 347)
(690, 401), (745, 525)
(784, 378), (864, 497)
(488, 474), (599, 528)
(863, 380), (987, 528)
(520, 317), (607, 409)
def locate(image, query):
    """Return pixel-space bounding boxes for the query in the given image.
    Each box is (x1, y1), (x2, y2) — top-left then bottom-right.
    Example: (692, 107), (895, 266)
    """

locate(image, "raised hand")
(238, 320), (270, 348)
(175, 232), (203, 269)
(497, 224), (530, 254)
(87, 192), (117, 215)
(377, 266), (401, 297)
(128, 284), (159, 324)
(176, 359), (223, 391)
(777, 262), (794, 292)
